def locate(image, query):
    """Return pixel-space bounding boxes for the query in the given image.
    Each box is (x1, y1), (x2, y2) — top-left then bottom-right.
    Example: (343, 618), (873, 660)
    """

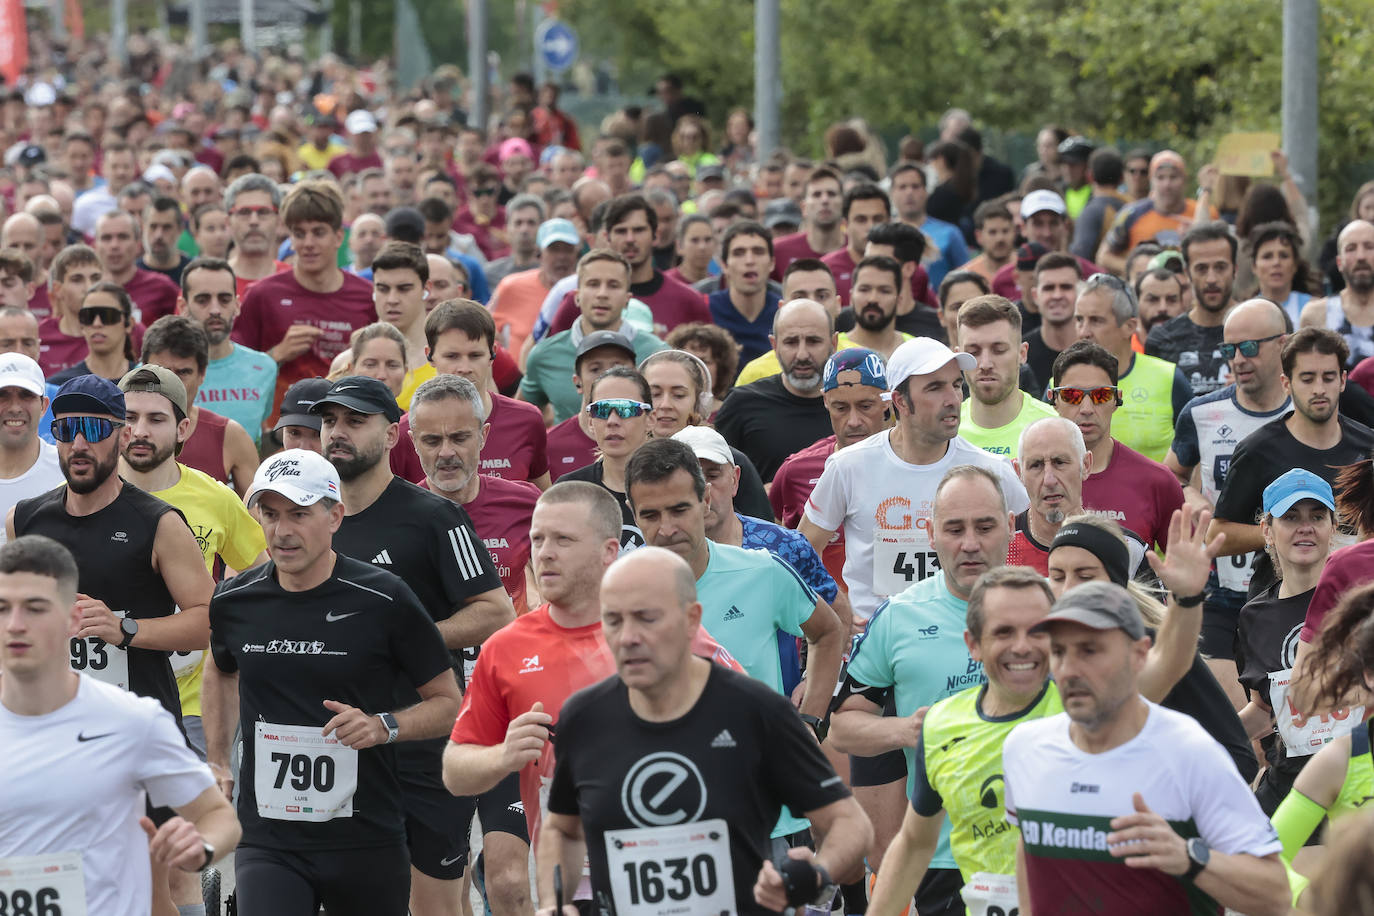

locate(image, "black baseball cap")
(274, 377), (332, 432)
(18, 145), (45, 167)
(574, 331), (636, 368)
(309, 376), (403, 423)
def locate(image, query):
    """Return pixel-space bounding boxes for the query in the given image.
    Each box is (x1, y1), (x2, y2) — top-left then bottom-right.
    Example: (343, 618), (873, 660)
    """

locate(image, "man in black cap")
(312, 374), (513, 915)
(6, 374), (214, 722)
(763, 197), (803, 237)
(274, 377), (331, 452)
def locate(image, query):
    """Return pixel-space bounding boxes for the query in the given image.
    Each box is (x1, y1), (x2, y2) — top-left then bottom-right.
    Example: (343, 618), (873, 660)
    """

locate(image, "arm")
(530, 471), (552, 491)
(534, 812), (586, 915)
(753, 797), (873, 911)
(828, 693), (926, 757)
(200, 657), (239, 798)
(1140, 505), (1223, 702)
(1016, 837), (1032, 915)
(147, 785), (241, 871)
(322, 667), (463, 748)
(1163, 450), (1198, 491)
(799, 517), (836, 559)
(5, 505), (13, 542)
(442, 700), (553, 797)
(145, 511), (216, 651)
(1096, 236), (1128, 276)
(1206, 519), (1264, 556)
(221, 419), (260, 499)
(868, 806), (943, 916)
(798, 598), (844, 719)
(436, 586), (516, 650)
(1236, 699), (1273, 742)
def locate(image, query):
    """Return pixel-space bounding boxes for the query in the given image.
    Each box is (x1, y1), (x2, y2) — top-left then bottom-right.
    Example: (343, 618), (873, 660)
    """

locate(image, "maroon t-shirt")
(453, 206), (508, 261)
(769, 231), (824, 282)
(449, 474), (540, 614)
(38, 317), (147, 379)
(327, 151), (383, 177)
(233, 270), (377, 423)
(768, 434), (846, 587)
(1081, 440), (1184, 552)
(547, 271), (709, 338)
(123, 268), (181, 326)
(820, 246), (937, 307)
(546, 415), (597, 482)
(391, 414), (426, 484)
(1301, 539), (1374, 642)
(1351, 355), (1374, 399)
(392, 392), (550, 485)
(28, 284), (51, 321)
(179, 408), (230, 484)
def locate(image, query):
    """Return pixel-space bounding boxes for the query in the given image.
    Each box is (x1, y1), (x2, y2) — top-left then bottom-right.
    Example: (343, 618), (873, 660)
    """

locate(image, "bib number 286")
(0, 888), (65, 916)
(0, 853), (86, 916)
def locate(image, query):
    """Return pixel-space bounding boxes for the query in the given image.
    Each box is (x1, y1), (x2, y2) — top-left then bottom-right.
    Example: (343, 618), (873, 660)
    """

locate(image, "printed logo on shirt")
(561, 456), (576, 464)
(507, 799), (525, 815)
(722, 605), (745, 622)
(620, 752), (708, 827)
(1087, 508), (1126, 522)
(324, 611), (360, 622)
(520, 654), (544, 674)
(918, 625), (939, 639)
(240, 639), (348, 656)
(710, 729), (736, 748)
(483, 538), (510, 549)
(281, 298), (293, 306)
(110, 530), (129, 543)
(372, 550), (393, 565)
(481, 457), (512, 470)
(1069, 782), (1100, 794)
(946, 656), (986, 692)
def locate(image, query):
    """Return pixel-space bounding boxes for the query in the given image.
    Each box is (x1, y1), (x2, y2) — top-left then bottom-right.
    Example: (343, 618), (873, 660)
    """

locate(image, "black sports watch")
(117, 617), (138, 649)
(1183, 836), (1210, 881)
(798, 713), (827, 743)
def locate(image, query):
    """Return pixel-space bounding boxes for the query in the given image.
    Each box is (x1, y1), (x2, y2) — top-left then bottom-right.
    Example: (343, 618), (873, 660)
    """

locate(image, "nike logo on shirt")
(325, 611), (361, 622)
(77, 731), (115, 742)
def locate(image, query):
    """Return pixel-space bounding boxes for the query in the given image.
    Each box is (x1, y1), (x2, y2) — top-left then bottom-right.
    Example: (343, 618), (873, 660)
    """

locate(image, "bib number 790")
(270, 752), (336, 793)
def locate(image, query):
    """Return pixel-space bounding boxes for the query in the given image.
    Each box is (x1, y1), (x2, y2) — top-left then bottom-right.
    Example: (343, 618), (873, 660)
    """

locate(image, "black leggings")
(234, 844), (410, 916)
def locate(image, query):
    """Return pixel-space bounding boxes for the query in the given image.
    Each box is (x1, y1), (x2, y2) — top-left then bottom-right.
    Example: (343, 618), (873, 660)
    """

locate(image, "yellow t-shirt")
(156, 464), (268, 717)
(297, 141), (347, 172)
(734, 332), (909, 387)
(398, 363), (437, 411)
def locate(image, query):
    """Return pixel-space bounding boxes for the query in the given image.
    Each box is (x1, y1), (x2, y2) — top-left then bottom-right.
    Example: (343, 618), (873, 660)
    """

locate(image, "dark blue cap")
(51, 374), (125, 420)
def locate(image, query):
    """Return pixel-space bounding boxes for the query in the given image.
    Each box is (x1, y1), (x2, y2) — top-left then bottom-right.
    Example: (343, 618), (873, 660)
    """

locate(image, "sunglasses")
(1049, 386), (1120, 406)
(586, 398), (651, 420)
(1087, 272), (1127, 291)
(1219, 334), (1283, 360)
(471, 187), (499, 197)
(51, 416), (124, 443)
(78, 306), (124, 326)
(230, 206), (277, 219)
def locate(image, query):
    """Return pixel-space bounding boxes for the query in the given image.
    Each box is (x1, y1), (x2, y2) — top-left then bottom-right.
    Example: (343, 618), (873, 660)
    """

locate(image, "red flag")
(0, 0), (26, 87)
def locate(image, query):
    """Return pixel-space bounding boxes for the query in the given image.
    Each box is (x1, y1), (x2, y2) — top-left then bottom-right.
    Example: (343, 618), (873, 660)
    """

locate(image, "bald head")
(603, 546), (698, 610)
(1, 213), (41, 262)
(1224, 298), (1288, 338)
(1337, 219), (1374, 249)
(21, 195), (58, 217)
(772, 298), (833, 335)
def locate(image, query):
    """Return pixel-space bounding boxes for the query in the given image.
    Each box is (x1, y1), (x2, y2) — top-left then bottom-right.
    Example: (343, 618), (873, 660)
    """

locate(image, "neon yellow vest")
(1114, 352), (1178, 463)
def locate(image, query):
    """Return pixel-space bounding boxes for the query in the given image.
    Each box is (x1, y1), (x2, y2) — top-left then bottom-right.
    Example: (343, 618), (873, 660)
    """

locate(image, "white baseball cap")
(345, 110), (378, 135)
(673, 426), (734, 467)
(884, 337), (975, 399)
(0, 353), (46, 396)
(1020, 189), (1067, 219)
(245, 449), (342, 509)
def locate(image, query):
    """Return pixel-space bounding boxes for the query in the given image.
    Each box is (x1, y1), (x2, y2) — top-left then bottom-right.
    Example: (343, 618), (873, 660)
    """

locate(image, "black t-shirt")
(715, 375), (833, 481)
(209, 555), (452, 850)
(15, 481), (185, 720)
(1145, 313), (1230, 395)
(561, 460), (647, 551)
(1156, 633), (1259, 783)
(546, 665), (851, 915)
(137, 253), (193, 287)
(333, 475), (501, 772)
(1235, 582), (1316, 781)
(1023, 327), (1063, 393)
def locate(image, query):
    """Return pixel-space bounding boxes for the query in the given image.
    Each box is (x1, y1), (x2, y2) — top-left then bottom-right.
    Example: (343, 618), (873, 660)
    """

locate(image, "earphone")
(640, 349), (715, 417)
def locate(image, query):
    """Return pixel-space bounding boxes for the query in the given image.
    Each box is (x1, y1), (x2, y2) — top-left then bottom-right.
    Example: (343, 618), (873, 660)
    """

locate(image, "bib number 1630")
(621, 855), (718, 906)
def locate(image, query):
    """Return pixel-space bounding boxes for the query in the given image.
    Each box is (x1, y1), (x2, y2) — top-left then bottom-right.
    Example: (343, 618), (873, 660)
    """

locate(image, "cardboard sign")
(1215, 133), (1280, 177)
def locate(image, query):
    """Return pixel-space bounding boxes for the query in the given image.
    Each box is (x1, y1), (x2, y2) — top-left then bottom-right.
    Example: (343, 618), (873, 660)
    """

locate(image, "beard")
(781, 355), (823, 392)
(60, 448), (119, 494)
(123, 439), (175, 473)
(327, 439), (386, 481)
(425, 456), (475, 493)
(1346, 264), (1374, 295)
(855, 303), (897, 332)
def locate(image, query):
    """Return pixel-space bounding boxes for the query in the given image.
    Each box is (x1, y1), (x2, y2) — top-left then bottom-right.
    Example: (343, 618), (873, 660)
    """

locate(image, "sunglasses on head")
(1048, 385), (1120, 406)
(586, 398), (651, 420)
(51, 416), (124, 443)
(78, 306), (124, 326)
(1219, 334), (1283, 360)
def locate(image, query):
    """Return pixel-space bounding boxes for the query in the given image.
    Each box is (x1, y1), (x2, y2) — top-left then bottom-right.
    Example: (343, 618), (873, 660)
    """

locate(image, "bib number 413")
(892, 551), (939, 583)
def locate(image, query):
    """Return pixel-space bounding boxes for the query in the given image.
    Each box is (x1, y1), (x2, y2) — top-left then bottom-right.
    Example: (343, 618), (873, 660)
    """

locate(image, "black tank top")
(15, 481), (185, 719)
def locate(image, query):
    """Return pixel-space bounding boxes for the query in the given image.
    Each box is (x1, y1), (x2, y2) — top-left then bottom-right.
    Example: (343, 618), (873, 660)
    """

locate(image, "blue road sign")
(536, 19), (579, 72)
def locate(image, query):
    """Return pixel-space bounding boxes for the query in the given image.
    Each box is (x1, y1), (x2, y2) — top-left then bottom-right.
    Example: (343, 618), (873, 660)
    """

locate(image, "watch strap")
(1183, 838), (1208, 880)
(1172, 591), (1206, 608)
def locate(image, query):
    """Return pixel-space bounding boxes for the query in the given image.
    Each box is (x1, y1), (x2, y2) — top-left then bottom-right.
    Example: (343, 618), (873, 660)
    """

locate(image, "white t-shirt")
(803, 431), (1029, 619)
(0, 675), (215, 916)
(1003, 701), (1282, 914)
(0, 442), (64, 545)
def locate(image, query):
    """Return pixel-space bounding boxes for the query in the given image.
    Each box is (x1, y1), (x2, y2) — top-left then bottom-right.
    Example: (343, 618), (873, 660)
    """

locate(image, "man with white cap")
(0, 352), (62, 540)
(800, 337), (1028, 623)
(990, 190), (1100, 302)
(201, 449), (462, 916)
(489, 217), (581, 356)
(329, 110), (385, 178)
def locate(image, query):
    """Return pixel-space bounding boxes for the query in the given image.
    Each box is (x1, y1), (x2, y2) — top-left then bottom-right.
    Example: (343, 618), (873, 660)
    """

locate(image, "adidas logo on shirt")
(372, 549), (393, 564)
(723, 605), (744, 622)
(711, 729), (737, 748)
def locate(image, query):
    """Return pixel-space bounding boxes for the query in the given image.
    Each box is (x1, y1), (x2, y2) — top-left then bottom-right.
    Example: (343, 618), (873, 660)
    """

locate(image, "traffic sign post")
(536, 18), (578, 73)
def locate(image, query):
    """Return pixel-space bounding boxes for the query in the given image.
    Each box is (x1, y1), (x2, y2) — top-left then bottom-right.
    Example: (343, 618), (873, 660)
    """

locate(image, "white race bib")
(1269, 668), (1364, 757)
(605, 818), (735, 916)
(1215, 549), (1257, 593)
(69, 611), (128, 691)
(254, 722), (359, 822)
(0, 851), (88, 916)
(871, 533), (939, 597)
(960, 872), (1019, 916)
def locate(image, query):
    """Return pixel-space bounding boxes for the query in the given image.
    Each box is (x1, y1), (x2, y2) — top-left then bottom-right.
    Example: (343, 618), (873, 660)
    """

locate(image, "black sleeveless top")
(15, 481), (185, 719)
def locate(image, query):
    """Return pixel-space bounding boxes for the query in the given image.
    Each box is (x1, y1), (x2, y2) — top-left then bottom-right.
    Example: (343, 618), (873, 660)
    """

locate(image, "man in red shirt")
(224, 173), (288, 298)
(327, 109), (384, 177)
(94, 209), (180, 326)
(443, 481), (740, 849)
(453, 163), (508, 260)
(233, 180), (377, 423)
(821, 183), (892, 304)
(1007, 415), (1096, 574)
(391, 300), (550, 488)
(771, 167), (846, 281)
(39, 244), (105, 377)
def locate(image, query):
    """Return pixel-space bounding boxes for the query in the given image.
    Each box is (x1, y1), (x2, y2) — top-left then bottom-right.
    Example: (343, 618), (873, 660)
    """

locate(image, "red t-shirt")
(28, 284), (51, 321)
(769, 435), (846, 588)
(453, 206), (508, 261)
(123, 268), (181, 326)
(770, 230), (824, 282)
(450, 604), (742, 846)
(1081, 440), (1184, 552)
(1300, 539), (1374, 643)
(233, 270), (377, 422)
(234, 261), (290, 300)
(548, 271), (708, 339)
(820, 246), (938, 307)
(1351, 355), (1374, 400)
(179, 408), (231, 484)
(545, 416), (597, 482)
(327, 151), (383, 177)
(457, 475), (539, 614)
(1007, 517), (1051, 576)
(37, 317), (147, 379)
(393, 392), (549, 484)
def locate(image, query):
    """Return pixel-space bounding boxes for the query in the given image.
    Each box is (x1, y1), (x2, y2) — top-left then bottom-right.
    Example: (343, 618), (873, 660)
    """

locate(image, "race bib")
(253, 722), (359, 821)
(605, 818), (735, 916)
(960, 872), (1019, 916)
(871, 534), (939, 597)
(1215, 549), (1257, 593)
(1269, 668), (1364, 757)
(68, 611), (128, 691)
(0, 851), (88, 916)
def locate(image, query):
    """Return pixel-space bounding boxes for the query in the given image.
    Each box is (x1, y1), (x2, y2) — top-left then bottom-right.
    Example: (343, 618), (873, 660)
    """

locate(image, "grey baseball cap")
(1029, 581), (1145, 640)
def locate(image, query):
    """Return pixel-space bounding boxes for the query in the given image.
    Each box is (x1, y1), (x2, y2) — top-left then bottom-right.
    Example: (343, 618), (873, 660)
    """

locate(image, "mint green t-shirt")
(958, 391), (1057, 460)
(519, 324), (666, 422)
(843, 573), (986, 869)
(197, 343), (279, 443)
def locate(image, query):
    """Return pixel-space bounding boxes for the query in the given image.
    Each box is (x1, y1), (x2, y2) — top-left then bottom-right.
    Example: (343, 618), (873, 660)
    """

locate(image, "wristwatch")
(199, 841), (215, 871)
(376, 711), (400, 744)
(117, 617), (139, 649)
(1172, 591), (1207, 608)
(798, 713), (828, 743)
(1183, 836), (1210, 880)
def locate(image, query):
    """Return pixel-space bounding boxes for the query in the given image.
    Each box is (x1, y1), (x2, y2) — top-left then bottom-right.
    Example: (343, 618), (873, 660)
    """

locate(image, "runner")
(0, 353), (63, 544)
(545, 331), (636, 481)
(956, 294), (1057, 458)
(273, 377), (331, 453)
(1003, 581), (1287, 915)
(537, 546), (871, 916)
(0, 534), (240, 916)
(7, 374), (215, 722)
(560, 367), (654, 551)
(201, 449), (464, 916)
(1145, 224), (1239, 396)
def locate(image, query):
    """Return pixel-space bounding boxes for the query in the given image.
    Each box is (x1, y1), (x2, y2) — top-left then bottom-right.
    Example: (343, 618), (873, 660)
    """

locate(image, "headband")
(1049, 521), (1130, 588)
